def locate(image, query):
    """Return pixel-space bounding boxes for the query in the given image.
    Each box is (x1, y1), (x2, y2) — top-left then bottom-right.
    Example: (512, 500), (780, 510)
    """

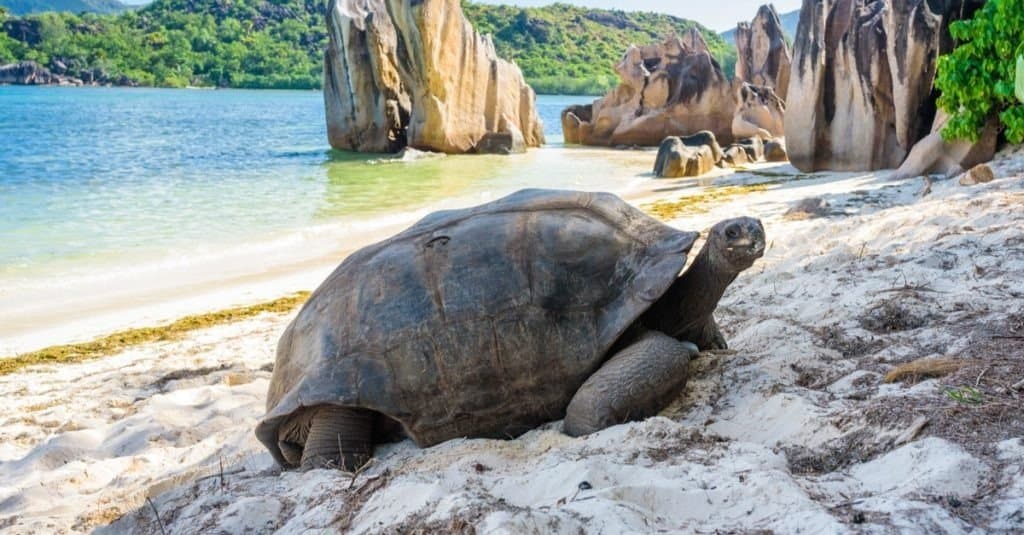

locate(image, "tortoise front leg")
(300, 405), (374, 471)
(563, 331), (698, 437)
(695, 317), (727, 350)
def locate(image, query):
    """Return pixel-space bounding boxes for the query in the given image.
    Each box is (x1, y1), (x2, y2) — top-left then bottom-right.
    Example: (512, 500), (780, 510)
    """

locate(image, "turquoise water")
(0, 88), (644, 288)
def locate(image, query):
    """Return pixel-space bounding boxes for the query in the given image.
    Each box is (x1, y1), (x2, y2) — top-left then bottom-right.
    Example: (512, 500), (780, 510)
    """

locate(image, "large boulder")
(0, 61), (74, 85)
(324, 0), (545, 154)
(734, 4), (792, 100)
(892, 109), (998, 178)
(654, 136), (717, 178)
(732, 82), (785, 140)
(785, 0), (985, 172)
(562, 29), (737, 147)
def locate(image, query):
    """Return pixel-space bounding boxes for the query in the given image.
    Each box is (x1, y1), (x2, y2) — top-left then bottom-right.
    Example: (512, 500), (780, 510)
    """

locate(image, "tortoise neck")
(643, 243), (737, 339)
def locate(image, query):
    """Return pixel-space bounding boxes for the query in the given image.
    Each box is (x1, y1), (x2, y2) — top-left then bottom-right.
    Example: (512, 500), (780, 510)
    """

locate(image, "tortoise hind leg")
(564, 331), (698, 437)
(300, 405), (374, 471)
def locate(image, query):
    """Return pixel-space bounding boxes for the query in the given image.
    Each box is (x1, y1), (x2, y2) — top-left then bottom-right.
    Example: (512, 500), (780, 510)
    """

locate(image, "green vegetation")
(463, 2), (736, 95)
(0, 292), (309, 376)
(1, 0), (126, 16)
(0, 0), (327, 88)
(935, 0), (1024, 143)
(1, 1), (733, 94)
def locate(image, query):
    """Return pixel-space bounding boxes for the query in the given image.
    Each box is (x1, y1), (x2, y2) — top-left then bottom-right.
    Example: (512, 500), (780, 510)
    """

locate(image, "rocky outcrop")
(324, 0), (544, 154)
(892, 110), (998, 179)
(0, 61), (79, 85)
(653, 136), (717, 178)
(732, 82), (785, 140)
(764, 139), (789, 162)
(785, 0), (985, 172)
(735, 4), (792, 100)
(562, 29), (737, 147)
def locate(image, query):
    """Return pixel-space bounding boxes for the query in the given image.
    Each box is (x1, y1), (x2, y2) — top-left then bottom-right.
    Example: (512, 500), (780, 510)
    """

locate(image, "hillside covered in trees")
(0, 0), (734, 93)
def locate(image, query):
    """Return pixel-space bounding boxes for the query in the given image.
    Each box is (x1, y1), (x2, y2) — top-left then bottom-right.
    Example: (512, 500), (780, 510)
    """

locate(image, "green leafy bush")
(935, 0), (1024, 143)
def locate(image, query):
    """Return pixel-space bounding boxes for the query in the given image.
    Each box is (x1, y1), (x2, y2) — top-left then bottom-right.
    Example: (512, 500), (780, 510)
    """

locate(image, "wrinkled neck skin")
(643, 243), (738, 341)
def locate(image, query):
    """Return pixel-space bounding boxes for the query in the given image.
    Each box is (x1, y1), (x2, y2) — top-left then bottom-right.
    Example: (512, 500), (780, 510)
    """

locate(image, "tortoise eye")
(725, 226), (740, 239)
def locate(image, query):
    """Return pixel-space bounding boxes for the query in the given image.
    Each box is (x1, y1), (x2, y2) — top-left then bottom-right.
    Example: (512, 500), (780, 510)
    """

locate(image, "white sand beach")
(2, 147), (1024, 533)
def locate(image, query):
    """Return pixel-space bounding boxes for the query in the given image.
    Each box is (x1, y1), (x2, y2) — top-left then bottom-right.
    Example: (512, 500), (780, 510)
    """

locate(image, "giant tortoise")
(256, 189), (765, 470)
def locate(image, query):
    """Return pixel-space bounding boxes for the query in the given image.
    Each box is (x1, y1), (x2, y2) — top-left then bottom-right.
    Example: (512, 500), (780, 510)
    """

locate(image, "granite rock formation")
(562, 29), (737, 147)
(785, 0), (985, 172)
(764, 139), (789, 162)
(324, 0), (544, 154)
(0, 61), (78, 85)
(732, 82), (786, 140)
(892, 110), (998, 179)
(734, 4), (792, 100)
(653, 136), (717, 178)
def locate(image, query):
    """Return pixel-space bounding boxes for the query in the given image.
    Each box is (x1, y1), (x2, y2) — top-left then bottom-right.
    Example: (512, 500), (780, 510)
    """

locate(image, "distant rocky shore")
(0, 60), (136, 87)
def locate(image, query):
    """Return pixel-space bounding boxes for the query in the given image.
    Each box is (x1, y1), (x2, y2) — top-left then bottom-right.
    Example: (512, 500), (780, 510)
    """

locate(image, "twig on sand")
(976, 366), (991, 387)
(920, 175), (933, 197)
(874, 283), (939, 295)
(196, 467), (245, 483)
(893, 416), (930, 446)
(146, 497), (168, 535)
(992, 335), (1024, 340)
(1012, 378), (1024, 391)
(348, 458), (377, 489)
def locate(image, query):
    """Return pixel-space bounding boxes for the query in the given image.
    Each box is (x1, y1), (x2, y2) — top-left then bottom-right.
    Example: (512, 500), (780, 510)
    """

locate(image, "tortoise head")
(706, 217), (765, 273)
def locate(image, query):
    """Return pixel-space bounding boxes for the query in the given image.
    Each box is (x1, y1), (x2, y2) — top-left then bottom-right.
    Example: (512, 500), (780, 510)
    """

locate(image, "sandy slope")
(3, 150), (1024, 534)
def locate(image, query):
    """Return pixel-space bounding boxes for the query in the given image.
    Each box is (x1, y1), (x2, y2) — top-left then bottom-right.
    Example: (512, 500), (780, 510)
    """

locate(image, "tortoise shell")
(256, 189), (697, 465)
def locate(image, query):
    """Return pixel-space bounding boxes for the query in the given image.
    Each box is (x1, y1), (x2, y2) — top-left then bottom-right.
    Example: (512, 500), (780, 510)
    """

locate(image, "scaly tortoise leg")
(564, 330), (698, 437)
(300, 405), (374, 471)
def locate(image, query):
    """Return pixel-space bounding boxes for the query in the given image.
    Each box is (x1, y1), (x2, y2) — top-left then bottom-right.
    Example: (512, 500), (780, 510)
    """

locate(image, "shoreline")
(0, 144), (668, 357)
(0, 154), (789, 361)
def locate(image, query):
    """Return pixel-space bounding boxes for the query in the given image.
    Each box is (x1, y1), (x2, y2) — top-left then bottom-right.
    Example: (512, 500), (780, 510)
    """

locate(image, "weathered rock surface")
(736, 137), (765, 162)
(735, 4), (792, 100)
(677, 130), (724, 163)
(653, 136), (717, 178)
(324, 0), (544, 154)
(764, 139), (789, 162)
(958, 163), (995, 186)
(785, 0), (985, 172)
(732, 82), (785, 140)
(893, 110), (998, 179)
(0, 61), (79, 85)
(562, 29), (737, 147)
(723, 145), (751, 166)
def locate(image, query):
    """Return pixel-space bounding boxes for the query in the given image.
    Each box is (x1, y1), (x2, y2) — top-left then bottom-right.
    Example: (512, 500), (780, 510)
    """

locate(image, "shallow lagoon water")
(0, 89), (630, 282)
(0, 88), (660, 350)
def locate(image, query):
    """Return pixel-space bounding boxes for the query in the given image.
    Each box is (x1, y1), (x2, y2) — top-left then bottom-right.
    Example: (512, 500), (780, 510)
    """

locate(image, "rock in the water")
(654, 137), (717, 178)
(959, 163), (995, 186)
(323, 0), (545, 154)
(0, 61), (78, 85)
(723, 145), (751, 166)
(562, 30), (737, 147)
(734, 4), (792, 100)
(561, 104), (593, 145)
(732, 83), (785, 140)
(785, 0), (985, 172)
(476, 127), (527, 155)
(764, 139), (788, 162)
